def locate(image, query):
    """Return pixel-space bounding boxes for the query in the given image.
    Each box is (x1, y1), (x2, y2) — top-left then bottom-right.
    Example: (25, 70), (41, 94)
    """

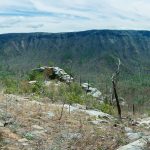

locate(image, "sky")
(0, 0), (150, 33)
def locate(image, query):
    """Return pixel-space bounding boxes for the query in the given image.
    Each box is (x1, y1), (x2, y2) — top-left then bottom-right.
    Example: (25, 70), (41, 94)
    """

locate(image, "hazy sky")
(0, 0), (150, 33)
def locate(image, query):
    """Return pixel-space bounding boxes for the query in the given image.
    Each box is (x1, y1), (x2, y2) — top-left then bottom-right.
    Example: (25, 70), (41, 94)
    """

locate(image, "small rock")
(47, 112), (55, 118)
(89, 120), (109, 125)
(28, 81), (37, 84)
(18, 138), (28, 143)
(22, 143), (29, 146)
(64, 104), (78, 112)
(30, 101), (44, 106)
(0, 122), (4, 127)
(62, 132), (82, 140)
(42, 111), (55, 118)
(72, 104), (86, 110)
(85, 109), (113, 119)
(30, 130), (46, 140)
(69, 133), (82, 140)
(32, 125), (44, 130)
(125, 127), (133, 133)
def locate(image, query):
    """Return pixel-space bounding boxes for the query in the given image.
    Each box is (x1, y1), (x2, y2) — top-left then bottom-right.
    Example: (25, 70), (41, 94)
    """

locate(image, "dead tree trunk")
(110, 87), (115, 105)
(112, 80), (121, 119)
(111, 58), (122, 120)
(59, 102), (65, 120)
(79, 74), (82, 86)
(132, 104), (135, 115)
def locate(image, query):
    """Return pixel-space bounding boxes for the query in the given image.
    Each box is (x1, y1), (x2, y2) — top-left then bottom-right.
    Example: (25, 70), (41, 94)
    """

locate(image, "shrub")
(24, 132), (34, 140)
(99, 103), (114, 115)
(59, 82), (85, 105)
(3, 78), (18, 94)
(28, 70), (44, 81)
(42, 82), (58, 102)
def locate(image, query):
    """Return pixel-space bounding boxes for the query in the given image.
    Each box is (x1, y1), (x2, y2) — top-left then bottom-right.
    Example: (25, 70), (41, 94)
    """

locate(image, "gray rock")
(30, 130), (46, 138)
(28, 81), (37, 84)
(124, 127), (144, 141)
(30, 100), (44, 106)
(125, 127), (133, 133)
(33, 66), (73, 83)
(85, 109), (113, 119)
(89, 120), (109, 125)
(126, 132), (143, 141)
(72, 104), (86, 110)
(22, 143), (29, 146)
(117, 136), (150, 150)
(62, 132), (82, 140)
(64, 104), (113, 119)
(137, 117), (150, 128)
(81, 83), (102, 98)
(0, 121), (4, 127)
(32, 125), (44, 130)
(47, 112), (55, 118)
(18, 138), (28, 143)
(53, 67), (73, 83)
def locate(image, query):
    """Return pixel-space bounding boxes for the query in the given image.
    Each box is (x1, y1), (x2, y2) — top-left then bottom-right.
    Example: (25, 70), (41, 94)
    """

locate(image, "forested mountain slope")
(0, 30), (149, 80)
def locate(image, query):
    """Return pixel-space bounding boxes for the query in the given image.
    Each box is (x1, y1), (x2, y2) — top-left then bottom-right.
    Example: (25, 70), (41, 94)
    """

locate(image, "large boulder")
(64, 104), (113, 120)
(117, 136), (150, 150)
(81, 83), (102, 98)
(137, 117), (150, 128)
(53, 67), (73, 83)
(33, 66), (73, 83)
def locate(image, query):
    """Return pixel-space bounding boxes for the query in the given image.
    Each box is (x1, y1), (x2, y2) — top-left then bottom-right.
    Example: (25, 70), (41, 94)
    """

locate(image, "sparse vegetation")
(0, 39), (149, 149)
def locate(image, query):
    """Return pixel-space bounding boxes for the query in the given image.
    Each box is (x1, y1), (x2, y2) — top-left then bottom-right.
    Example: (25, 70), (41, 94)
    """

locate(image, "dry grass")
(0, 93), (149, 150)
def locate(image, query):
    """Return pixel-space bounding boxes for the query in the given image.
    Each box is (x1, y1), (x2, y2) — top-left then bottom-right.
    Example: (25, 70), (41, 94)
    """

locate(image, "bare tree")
(132, 104), (135, 115)
(111, 58), (122, 120)
(59, 102), (65, 120)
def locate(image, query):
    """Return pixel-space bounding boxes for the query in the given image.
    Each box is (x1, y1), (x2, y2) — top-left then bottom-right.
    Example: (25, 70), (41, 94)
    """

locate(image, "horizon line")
(1, 29), (150, 35)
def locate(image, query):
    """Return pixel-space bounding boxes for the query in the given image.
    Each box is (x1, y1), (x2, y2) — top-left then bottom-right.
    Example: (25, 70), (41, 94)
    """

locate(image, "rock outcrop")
(33, 66), (73, 83)
(81, 83), (102, 99)
(117, 136), (150, 150)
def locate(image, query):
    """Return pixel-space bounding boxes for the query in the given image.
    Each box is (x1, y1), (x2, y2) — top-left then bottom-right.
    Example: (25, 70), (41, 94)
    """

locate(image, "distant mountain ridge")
(0, 30), (150, 80)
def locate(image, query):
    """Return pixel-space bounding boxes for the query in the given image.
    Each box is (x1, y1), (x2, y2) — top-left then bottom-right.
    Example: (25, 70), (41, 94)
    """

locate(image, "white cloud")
(0, 0), (150, 33)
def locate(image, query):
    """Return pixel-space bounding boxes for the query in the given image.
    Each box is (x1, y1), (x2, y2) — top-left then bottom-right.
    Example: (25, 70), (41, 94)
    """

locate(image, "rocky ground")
(0, 93), (149, 150)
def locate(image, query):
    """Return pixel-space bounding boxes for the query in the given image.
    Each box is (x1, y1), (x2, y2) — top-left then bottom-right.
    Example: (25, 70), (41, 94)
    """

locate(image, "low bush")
(59, 82), (85, 105)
